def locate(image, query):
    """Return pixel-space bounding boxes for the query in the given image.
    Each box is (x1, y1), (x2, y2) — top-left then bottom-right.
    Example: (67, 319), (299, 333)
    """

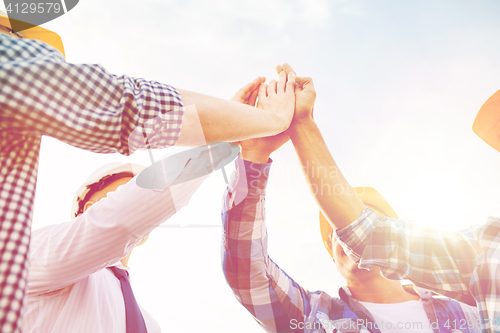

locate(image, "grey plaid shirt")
(0, 35), (184, 333)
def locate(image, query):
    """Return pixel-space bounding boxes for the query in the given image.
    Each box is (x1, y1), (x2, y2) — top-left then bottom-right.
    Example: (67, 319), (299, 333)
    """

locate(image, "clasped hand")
(231, 64), (317, 161)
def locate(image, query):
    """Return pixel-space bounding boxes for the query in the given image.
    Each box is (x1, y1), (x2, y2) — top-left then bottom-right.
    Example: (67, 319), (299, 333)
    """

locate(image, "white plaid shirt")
(0, 35), (184, 333)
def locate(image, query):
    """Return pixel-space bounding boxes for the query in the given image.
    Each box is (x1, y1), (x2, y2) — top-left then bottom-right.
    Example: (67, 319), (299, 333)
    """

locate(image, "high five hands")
(230, 64), (317, 162)
(276, 63), (316, 125)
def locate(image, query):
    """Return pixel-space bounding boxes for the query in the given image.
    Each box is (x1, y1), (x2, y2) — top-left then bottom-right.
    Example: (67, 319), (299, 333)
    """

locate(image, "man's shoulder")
(480, 216), (500, 240)
(0, 35), (64, 63)
(429, 294), (478, 321)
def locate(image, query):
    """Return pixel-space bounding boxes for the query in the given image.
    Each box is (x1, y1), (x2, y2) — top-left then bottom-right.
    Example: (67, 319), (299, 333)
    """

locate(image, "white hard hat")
(70, 162), (146, 218)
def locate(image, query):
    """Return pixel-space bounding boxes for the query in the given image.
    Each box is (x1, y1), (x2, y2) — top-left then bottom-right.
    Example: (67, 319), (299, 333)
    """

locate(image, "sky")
(3, 0), (500, 332)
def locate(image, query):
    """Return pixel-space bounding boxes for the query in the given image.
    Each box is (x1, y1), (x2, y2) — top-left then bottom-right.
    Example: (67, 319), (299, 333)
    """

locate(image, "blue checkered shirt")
(0, 35), (184, 333)
(335, 207), (500, 332)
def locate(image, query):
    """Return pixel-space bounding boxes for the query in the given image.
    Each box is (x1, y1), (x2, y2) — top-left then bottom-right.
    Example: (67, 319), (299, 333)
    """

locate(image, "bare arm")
(176, 73), (296, 145)
(288, 119), (365, 229)
(277, 64), (365, 230)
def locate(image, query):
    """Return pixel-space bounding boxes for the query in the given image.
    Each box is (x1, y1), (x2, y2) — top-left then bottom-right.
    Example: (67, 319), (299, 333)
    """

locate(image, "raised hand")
(231, 76), (265, 106)
(258, 71), (296, 120)
(276, 63), (316, 125)
(230, 74), (292, 163)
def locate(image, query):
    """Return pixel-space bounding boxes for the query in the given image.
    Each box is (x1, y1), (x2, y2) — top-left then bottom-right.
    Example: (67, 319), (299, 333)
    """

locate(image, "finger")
(231, 87), (246, 101)
(248, 89), (259, 107)
(258, 83), (268, 102)
(275, 65), (283, 74)
(295, 77), (314, 92)
(282, 63), (296, 75)
(277, 71), (287, 94)
(293, 76), (307, 93)
(267, 80), (277, 95)
(240, 76), (263, 99)
(295, 76), (316, 99)
(248, 76), (265, 95)
(286, 71), (296, 94)
(295, 76), (312, 85)
(233, 83), (252, 101)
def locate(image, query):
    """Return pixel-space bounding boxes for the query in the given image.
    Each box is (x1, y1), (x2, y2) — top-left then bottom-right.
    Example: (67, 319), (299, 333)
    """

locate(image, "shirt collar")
(109, 261), (131, 273)
(339, 284), (432, 302)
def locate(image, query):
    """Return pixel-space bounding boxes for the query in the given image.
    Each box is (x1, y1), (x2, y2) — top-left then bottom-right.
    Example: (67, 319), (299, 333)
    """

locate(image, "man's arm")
(279, 64), (489, 316)
(1, 38), (295, 153)
(176, 73), (295, 144)
(288, 119), (366, 229)
(274, 64), (365, 230)
(291, 115), (498, 330)
(335, 208), (480, 305)
(280, 64), (476, 287)
(221, 83), (318, 332)
(222, 156), (311, 333)
(27, 157), (209, 295)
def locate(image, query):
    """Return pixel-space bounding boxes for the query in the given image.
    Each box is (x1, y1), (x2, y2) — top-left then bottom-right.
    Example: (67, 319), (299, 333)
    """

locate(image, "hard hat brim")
(0, 14), (65, 57)
(473, 89), (500, 153)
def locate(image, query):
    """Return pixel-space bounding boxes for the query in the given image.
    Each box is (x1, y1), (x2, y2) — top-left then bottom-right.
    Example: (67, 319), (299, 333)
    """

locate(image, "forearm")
(177, 89), (290, 144)
(288, 118), (365, 230)
(240, 150), (270, 164)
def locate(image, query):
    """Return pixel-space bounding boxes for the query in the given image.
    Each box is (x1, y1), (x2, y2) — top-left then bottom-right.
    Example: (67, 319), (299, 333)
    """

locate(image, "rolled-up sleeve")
(0, 37), (184, 155)
(334, 207), (480, 306)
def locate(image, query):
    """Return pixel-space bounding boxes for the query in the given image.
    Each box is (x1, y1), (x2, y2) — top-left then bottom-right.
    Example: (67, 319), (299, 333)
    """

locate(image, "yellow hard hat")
(319, 187), (399, 257)
(473, 89), (500, 153)
(0, 11), (65, 57)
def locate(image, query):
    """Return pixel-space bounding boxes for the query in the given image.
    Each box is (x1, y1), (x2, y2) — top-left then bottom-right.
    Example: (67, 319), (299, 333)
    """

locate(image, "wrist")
(288, 116), (315, 136)
(271, 110), (293, 133)
(240, 150), (271, 164)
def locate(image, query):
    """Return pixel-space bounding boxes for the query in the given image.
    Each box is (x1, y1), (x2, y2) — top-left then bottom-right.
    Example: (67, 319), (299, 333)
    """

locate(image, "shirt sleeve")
(221, 156), (311, 333)
(0, 37), (184, 154)
(27, 161), (208, 295)
(334, 207), (482, 306)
